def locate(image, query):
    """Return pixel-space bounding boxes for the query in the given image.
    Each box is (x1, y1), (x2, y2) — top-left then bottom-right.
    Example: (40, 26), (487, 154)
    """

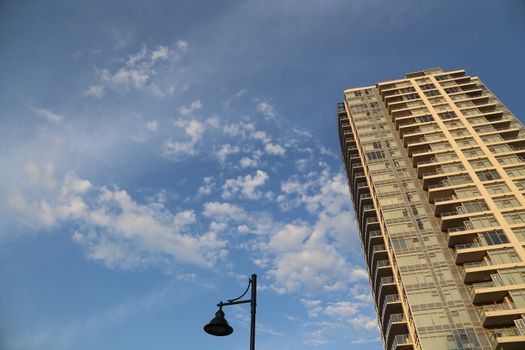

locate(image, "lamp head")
(204, 308), (233, 336)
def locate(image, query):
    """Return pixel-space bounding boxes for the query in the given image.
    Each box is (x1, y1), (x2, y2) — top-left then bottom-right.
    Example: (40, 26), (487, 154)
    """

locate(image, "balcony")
(358, 192), (372, 209)
(364, 217), (380, 240)
(373, 260), (392, 290)
(390, 334), (413, 350)
(422, 166), (466, 189)
(418, 160), (464, 178)
(490, 326), (525, 350)
(377, 276), (397, 300)
(385, 313), (409, 348)
(461, 248), (525, 280)
(369, 243), (388, 268)
(479, 302), (525, 327)
(366, 230), (383, 253)
(381, 294), (403, 324)
(440, 210), (490, 232)
(454, 242), (512, 264)
(470, 282), (525, 304)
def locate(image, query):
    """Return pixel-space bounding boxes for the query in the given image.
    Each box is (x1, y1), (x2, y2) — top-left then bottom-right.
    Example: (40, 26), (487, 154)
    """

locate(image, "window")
(436, 75), (451, 81)
(469, 158), (492, 169)
(419, 115), (433, 123)
(506, 166), (525, 178)
(405, 93), (420, 100)
(470, 215), (498, 229)
(485, 182), (510, 195)
(455, 187), (481, 199)
(372, 142), (382, 149)
(438, 111), (456, 120)
(462, 200), (488, 213)
(476, 170), (500, 181)
(487, 248), (520, 264)
(444, 87), (461, 94)
(494, 196), (520, 209)
(419, 83), (436, 90)
(513, 228), (525, 241)
(366, 151), (385, 161)
(480, 230), (509, 245)
(503, 211), (525, 225)
(424, 90), (441, 97)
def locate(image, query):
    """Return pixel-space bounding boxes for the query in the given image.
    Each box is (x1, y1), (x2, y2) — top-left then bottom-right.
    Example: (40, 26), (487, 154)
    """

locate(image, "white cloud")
(256, 100), (276, 118)
(145, 120), (159, 131)
(265, 142), (286, 156)
(250, 130), (271, 144)
(83, 85), (104, 98)
(174, 118), (205, 142)
(88, 43), (187, 97)
(28, 106), (64, 123)
(163, 117), (208, 159)
(223, 121), (255, 138)
(151, 45), (170, 61)
(239, 157), (258, 168)
(173, 210), (196, 230)
(162, 140), (197, 158)
(176, 40), (188, 53)
(350, 268), (369, 281)
(178, 100), (202, 116)
(323, 301), (359, 319)
(222, 89), (247, 110)
(222, 170), (269, 199)
(8, 172), (228, 269)
(197, 177), (215, 196)
(216, 144), (240, 162)
(268, 224), (308, 252)
(202, 202), (246, 221)
(347, 315), (378, 330)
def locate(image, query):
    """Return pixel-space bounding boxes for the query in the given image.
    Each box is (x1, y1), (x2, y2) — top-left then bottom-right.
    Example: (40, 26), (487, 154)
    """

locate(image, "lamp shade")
(204, 309), (233, 336)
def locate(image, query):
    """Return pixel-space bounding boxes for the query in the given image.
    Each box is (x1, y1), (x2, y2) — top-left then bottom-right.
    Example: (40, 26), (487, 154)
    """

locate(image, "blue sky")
(0, 1), (524, 349)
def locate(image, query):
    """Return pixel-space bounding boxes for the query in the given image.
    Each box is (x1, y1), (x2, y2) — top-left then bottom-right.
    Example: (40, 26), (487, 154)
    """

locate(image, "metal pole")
(249, 274), (257, 350)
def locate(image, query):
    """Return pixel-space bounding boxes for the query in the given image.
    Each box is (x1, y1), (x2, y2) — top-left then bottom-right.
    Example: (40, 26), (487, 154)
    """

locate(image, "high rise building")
(338, 68), (525, 350)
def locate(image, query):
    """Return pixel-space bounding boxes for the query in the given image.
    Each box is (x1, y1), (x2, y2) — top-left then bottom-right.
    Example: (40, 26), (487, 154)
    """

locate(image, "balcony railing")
(382, 294), (400, 321)
(390, 335), (411, 350)
(377, 276), (395, 295)
(478, 301), (516, 317)
(385, 313), (406, 337)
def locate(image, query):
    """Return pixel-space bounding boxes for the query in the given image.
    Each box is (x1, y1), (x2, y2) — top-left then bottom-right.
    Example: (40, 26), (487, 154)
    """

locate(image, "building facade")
(338, 68), (525, 350)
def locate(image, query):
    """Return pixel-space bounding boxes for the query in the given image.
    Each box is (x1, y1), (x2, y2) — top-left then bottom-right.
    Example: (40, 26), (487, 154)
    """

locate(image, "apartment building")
(338, 68), (525, 350)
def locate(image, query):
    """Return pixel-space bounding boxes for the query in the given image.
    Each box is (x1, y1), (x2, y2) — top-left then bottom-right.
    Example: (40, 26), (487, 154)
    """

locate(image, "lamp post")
(204, 273), (257, 350)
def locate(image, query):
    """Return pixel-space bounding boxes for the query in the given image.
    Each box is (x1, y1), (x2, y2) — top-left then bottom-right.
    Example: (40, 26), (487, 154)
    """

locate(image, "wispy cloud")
(178, 100), (202, 116)
(85, 43), (186, 98)
(256, 100), (276, 119)
(28, 105), (64, 123)
(8, 167), (228, 269)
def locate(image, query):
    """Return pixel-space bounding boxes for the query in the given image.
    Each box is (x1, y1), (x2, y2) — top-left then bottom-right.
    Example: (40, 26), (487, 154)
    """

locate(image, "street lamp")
(204, 273), (257, 350)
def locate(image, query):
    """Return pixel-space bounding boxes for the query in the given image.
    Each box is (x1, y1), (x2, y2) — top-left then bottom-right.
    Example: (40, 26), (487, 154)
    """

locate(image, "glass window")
(470, 215), (498, 229)
(438, 111), (456, 120)
(506, 166), (525, 178)
(503, 211), (525, 225)
(485, 182), (510, 195)
(479, 230), (509, 245)
(494, 196), (520, 209)
(487, 248), (520, 264)
(513, 228), (525, 241)
(476, 170), (501, 181)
